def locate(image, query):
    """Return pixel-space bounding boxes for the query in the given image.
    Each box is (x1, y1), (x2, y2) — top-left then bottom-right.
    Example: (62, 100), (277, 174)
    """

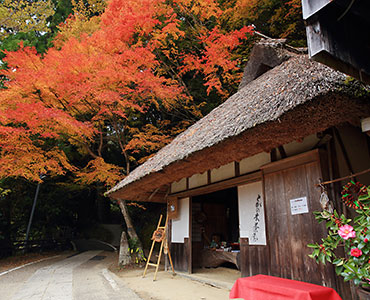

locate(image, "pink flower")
(338, 225), (356, 240)
(351, 248), (362, 257)
(365, 238), (369, 243)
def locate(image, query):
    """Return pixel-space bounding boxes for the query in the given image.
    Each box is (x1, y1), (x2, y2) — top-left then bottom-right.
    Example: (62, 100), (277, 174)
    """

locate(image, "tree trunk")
(118, 199), (145, 260)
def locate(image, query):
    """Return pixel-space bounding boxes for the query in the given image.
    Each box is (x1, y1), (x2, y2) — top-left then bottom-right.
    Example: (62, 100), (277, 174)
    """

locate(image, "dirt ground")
(113, 263), (241, 300)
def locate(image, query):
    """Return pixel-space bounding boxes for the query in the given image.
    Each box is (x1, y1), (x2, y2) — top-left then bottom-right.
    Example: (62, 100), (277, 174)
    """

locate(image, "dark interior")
(191, 187), (239, 269)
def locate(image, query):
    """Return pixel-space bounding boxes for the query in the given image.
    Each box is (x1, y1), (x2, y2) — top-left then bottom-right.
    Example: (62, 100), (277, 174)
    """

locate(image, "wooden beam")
(270, 148), (277, 162)
(278, 145), (287, 159)
(235, 162), (240, 177)
(135, 192), (168, 203)
(207, 170), (211, 185)
(170, 171), (261, 198)
(261, 149), (320, 174)
(333, 127), (355, 179)
(301, 0), (331, 19)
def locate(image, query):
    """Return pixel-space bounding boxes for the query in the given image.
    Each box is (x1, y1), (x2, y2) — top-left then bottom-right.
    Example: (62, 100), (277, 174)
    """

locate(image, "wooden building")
(108, 39), (370, 299)
(302, 0), (370, 84)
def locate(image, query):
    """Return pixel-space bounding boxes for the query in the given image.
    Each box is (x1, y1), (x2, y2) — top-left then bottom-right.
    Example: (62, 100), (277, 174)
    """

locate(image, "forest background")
(0, 0), (305, 257)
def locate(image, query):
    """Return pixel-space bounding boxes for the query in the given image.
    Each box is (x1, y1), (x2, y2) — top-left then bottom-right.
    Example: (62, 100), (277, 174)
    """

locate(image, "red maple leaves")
(0, 0), (253, 186)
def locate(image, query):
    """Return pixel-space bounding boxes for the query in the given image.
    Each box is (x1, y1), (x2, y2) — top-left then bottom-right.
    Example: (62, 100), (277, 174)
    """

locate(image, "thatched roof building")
(108, 39), (370, 202)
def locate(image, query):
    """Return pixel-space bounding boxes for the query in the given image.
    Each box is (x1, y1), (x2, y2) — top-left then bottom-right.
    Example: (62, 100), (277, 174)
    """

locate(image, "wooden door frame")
(188, 196), (192, 274)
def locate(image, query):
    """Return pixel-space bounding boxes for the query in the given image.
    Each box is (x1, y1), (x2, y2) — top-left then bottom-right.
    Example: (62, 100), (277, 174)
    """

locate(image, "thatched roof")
(108, 39), (370, 202)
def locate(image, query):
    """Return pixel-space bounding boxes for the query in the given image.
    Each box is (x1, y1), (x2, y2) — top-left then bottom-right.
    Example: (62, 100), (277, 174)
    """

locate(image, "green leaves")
(309, 182), (370, 286)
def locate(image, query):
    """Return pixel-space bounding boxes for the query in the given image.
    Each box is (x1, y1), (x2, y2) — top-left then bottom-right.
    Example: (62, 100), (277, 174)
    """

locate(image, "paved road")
(0, 251), (142, 300)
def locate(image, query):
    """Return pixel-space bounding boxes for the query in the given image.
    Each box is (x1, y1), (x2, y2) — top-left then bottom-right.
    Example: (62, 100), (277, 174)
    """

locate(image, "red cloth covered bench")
(230, 274), (342, 300)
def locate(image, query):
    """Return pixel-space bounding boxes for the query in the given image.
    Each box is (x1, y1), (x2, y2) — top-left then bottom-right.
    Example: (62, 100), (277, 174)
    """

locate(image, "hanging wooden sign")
(167, 197), (179, 219)
(151, 228), (165, 242)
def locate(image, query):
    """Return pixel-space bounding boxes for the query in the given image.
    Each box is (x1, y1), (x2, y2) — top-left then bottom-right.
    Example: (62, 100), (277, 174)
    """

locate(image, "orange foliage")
(0, 0), (253, 187)
(181, 26), (253, 96)
(54, 0), (106, 48)
(124, 120), (191, 164)
(76, 157), (122, 188)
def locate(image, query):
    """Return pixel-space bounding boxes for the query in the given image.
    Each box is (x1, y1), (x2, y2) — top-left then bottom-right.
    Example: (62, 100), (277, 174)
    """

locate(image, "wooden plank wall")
(263, 155), (338, 288)
(170, 238), (190, 272)
(240, 238), (269, 277)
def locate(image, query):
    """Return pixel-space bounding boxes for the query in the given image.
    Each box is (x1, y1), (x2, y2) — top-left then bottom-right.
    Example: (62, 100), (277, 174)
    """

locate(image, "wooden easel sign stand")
(143, 214), (175, 281)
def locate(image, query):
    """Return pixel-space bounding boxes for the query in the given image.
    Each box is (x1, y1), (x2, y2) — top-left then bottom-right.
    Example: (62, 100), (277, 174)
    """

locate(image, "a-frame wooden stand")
(143, 214), (175, 281)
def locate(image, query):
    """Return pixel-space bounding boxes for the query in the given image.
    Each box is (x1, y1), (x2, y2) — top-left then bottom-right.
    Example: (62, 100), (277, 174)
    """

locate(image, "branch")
(111, 119), (130, 174)
(98, 127), (103, 157)
(67, 134), (99, 159)
(315, 168), (370, 187)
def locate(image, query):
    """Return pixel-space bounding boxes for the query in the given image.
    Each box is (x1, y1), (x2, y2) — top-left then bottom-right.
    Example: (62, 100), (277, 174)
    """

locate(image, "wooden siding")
(171, 238), (191, 272)
(262, 150), (337, 287)
(240, 238), (269, 277)
(303, 0), (370, 84)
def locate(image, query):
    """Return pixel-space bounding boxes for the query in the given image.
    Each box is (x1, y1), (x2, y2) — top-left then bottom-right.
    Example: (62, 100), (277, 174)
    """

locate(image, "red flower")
(365, 238), (369, 243)
(351, 248), (362, 257)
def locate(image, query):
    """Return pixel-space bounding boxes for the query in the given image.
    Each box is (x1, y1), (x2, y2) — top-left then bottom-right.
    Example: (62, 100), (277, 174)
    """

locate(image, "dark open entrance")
(191, 187), (240, 272)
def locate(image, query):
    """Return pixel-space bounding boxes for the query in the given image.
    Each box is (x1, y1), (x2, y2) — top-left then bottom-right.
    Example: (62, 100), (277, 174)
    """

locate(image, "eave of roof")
(108, 50), (370, 201)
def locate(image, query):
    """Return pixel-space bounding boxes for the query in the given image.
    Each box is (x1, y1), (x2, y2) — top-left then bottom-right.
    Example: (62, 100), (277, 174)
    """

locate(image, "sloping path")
(0, 251), (141, 300)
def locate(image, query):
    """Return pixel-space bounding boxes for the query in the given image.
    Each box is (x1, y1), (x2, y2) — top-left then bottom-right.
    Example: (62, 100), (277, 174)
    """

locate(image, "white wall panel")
(189, 172), (208, 189)
(211, 162), (235, 183)
(171, 178), (187, 193)
(171, 197), (189, 243)
(239, 152), (270, 174)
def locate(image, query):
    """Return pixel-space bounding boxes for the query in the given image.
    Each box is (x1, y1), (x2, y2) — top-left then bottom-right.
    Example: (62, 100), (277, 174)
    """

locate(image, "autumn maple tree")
(0, 0), (254, 253)
(1, 0), (253, 183)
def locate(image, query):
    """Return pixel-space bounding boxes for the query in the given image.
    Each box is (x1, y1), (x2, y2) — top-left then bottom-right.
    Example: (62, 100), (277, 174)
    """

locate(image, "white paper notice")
(290, 197), (309, 215)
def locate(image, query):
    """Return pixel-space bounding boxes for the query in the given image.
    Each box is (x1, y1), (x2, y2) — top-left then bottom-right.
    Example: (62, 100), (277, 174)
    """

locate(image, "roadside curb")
(104, 268), (143, 299)
(176, 271), (233, 290)
(0, 255), (61, 277)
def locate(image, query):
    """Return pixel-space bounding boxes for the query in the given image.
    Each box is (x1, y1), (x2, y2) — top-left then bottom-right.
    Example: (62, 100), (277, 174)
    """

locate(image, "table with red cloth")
(229, 275), (342, 300)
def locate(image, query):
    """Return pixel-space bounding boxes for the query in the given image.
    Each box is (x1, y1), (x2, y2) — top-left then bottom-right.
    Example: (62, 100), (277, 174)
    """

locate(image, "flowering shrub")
(308, 182), (370, 286)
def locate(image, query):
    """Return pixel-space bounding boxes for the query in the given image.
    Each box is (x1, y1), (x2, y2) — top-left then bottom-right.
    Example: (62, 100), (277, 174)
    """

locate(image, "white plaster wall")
(239, 152), (270, 174)
(171, 197), (189, 243)
(189, 172), (208, 189)
(280, 134), (319, 158)
(171, 178), (187, 193)
(238, 181), (266, 245)
(211, 162), (235, 183)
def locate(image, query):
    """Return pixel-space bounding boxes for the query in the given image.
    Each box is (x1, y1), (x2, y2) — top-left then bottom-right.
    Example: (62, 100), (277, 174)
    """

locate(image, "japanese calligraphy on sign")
(238, 181), (266, 246)
(252, 194), (262, 243)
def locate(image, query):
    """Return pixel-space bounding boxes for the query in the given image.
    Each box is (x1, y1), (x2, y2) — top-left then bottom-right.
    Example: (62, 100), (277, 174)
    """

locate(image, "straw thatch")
(108, 40), (370, 202)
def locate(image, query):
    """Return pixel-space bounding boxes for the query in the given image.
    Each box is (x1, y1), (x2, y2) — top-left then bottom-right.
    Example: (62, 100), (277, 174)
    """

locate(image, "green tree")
(222, 0), (306, 47)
